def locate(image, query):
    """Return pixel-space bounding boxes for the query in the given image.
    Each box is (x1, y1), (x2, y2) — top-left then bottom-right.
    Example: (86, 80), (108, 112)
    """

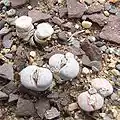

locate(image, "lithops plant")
(15, 16), (34, 41)
(77, 88), (104, 112)
(20, 65), (53, 91)
(49, 52), (80, 80)
(91, 78), (113, 97)
(34, 23), (54, 45)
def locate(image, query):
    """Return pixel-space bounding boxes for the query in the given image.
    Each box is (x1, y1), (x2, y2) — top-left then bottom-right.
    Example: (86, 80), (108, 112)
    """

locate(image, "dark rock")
(0, 20), (6, 30)
(105, 2), (111, 11)
(95, 41), (105, 47)
(59, 7), (68, 18)
(0, 27), (11, 36)
(116, 64), (120, 71)
(81, 40), (102, 61)
(8, 93), (18, 103)
(62, 22), (73, 29)
(87, 2), (104, 14)
(0, 63), (14, 81)
(1, 81), (17, 94)
(82, 55), (91, 67)
(67, 0), (87, 18)
(100, 15), (120, 44)
(47, 92), (59, 99)
(3, 39), (13, 48)
(85, 13), (108, 27)
(16, 7), (28, 16)
(4, 54), (13, 59)
(3, 32), (12, 41)
(0, 91), (8, 100)
(16, 98), (35, 116)
(89, 61), (102, 72)
(52, 17), (64, 26)
(35, 98), (50, 119)
(67, 46), (85, 56)
(45, 107), (60, 120)
(9, 0), (27, 8)
(13, 45), (27, 72)
(109, 5), (118, 14)
(58, 31), (68, 41)
(28, 9), (51, 23)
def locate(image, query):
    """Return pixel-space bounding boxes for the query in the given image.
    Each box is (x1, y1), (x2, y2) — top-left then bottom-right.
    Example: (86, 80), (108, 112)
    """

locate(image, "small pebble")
(116, 64), (120, 71)
(88, 36), (96, 42)
(82, 67), (90, 74)
(6, 9), (16, 17)
(82, 21), (92, 29)
(30, 51), (36, 58)
(28, 5), (32, 10)
(68, 103), (78, 111)
(104, 11), (110, 17)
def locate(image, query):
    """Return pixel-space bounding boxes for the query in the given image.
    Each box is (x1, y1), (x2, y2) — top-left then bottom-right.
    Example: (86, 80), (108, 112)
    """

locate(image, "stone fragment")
(8, 93), (18, 103)
(28, 9), (51, 23)
(100, 15), (120, 44)
(1, 81), (17, 94)
(35, 98), (50, 119)
(0, 20), (6, 30)
(0, 91), (8, 100)
(59, 7), (68, 18)
(89, 61), (102, 72)
(3, 39), (13, 48)
(81, 40), (102, 61)
(87, 2), (104, 14)
(0, 63), (13, 81)
(6, 9), (16, 17)
(58, 31), (68, 42)
(116, 64), (120, 71)
(9, 0), (27, 8)
(82, 55), (91, 67)
(68, 103), (78, 111)
(67, 0), (87, 18)
(16, 98), (35, 116)
(85, 13), (108, 27)
(84, 0), (93, 5)
(45, 107), (60, 120)
(52, 17), (64, 26)
(0, 27), (11, 36)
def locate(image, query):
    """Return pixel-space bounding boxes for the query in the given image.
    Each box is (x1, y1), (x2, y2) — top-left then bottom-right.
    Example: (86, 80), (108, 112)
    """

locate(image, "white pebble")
(82, 21), (92, 29)
(30, 51), (36, 58)
(82, 67), (90, 74)
(20, 65), (53, 91)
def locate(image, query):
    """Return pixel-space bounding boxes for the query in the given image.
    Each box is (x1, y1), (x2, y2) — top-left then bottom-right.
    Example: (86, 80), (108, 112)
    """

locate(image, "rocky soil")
(0, 0), (120, 120)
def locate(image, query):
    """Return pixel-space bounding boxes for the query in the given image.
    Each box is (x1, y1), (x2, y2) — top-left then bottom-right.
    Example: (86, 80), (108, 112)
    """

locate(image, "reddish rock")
(100, 15), (120, 44)
(28, 9), (51, 23)
(67, 0), (87, 18)
(81, 40), (102, 61)
(87, 2), (104, 14)
(9, 0), (27, 8)
(85, 13), (108, 27)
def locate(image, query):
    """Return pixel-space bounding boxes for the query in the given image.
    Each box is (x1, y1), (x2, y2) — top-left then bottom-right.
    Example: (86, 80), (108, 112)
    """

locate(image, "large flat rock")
(100, 15), (120, 44)
(28, 9), (51, 23)
(67, 0), (87, 18)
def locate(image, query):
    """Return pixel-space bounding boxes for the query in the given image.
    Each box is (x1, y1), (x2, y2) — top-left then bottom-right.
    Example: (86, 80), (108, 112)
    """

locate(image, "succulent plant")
(20, 65), (53, 91)
(91, 78), (113, 97)
(49, 52), (80, 80)
(35, 23), (54, 39)
(77, 88), (104, 112)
